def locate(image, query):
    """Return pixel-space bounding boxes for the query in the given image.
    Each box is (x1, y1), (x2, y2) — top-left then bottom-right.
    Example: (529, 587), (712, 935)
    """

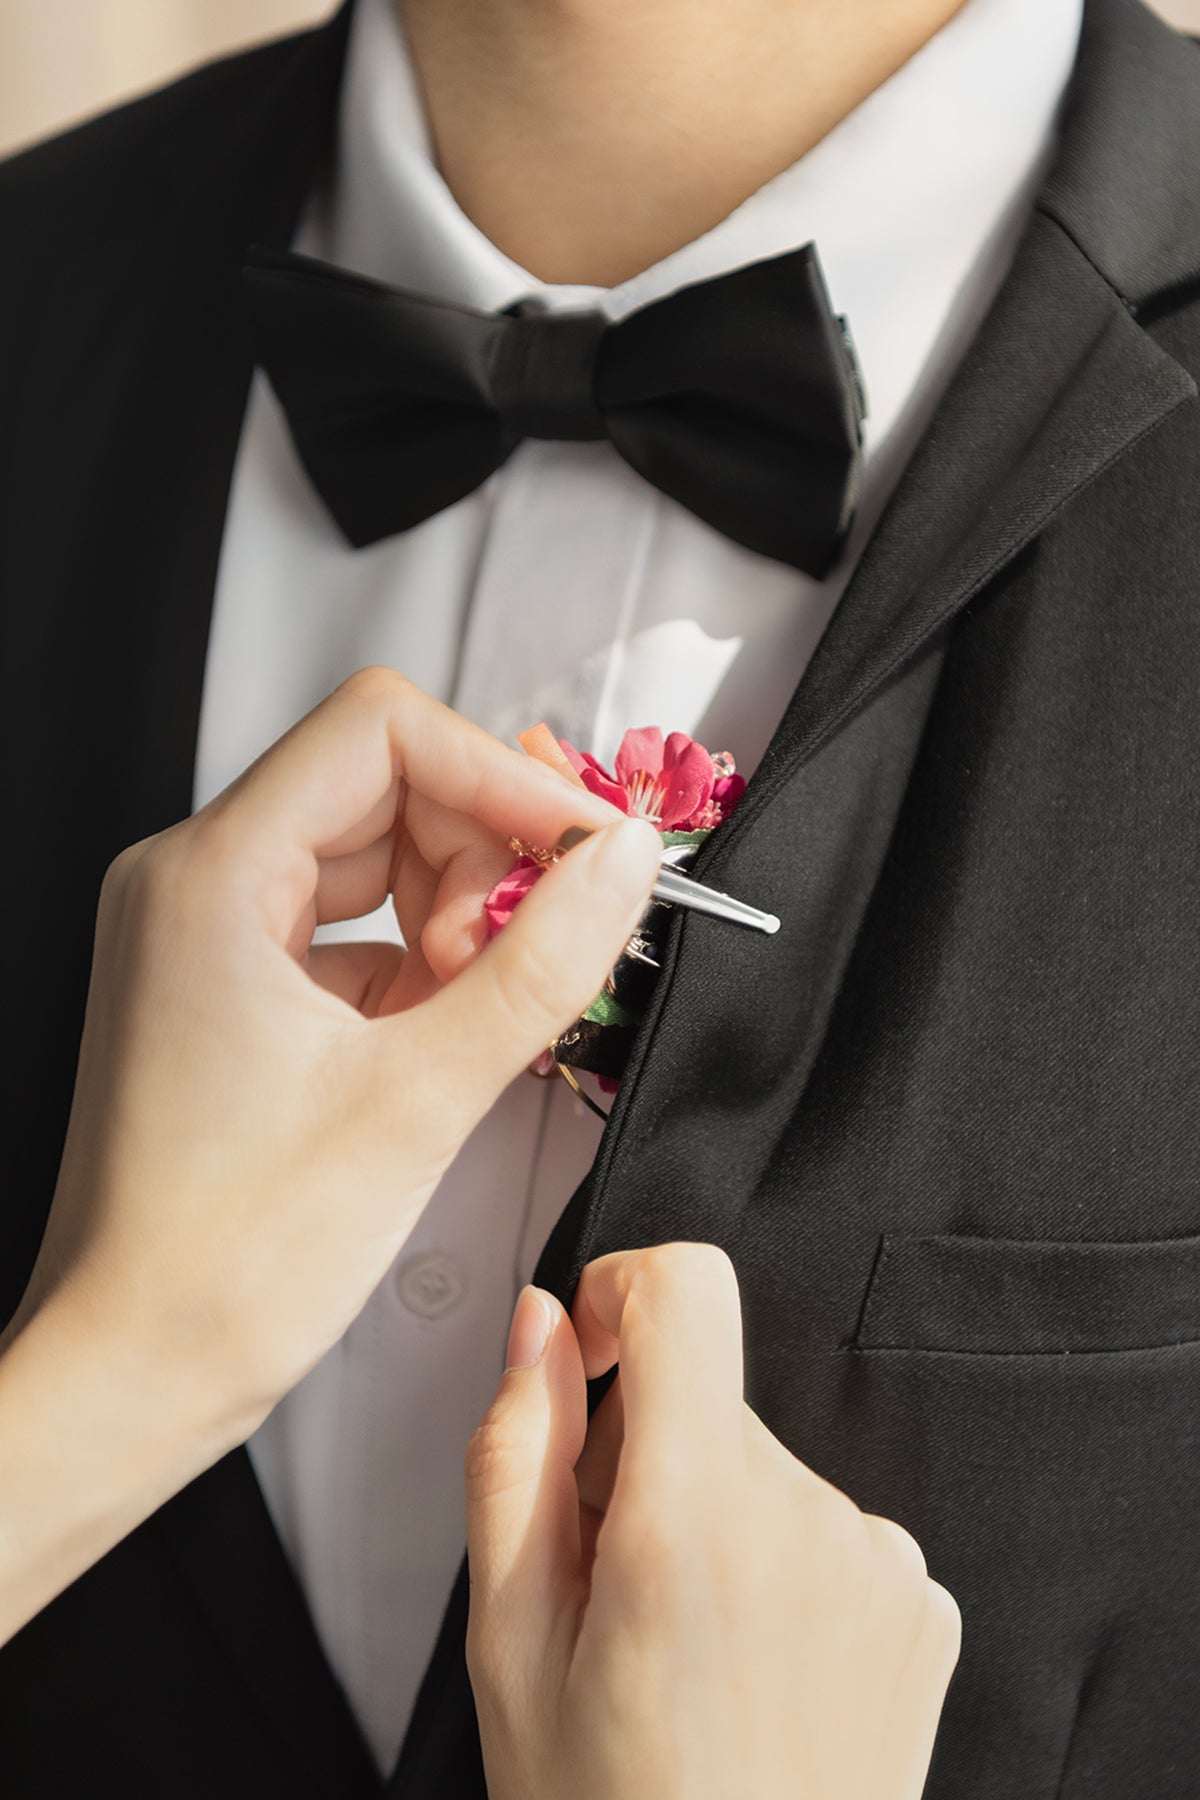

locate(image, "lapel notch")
(743, 209), (1196, 823)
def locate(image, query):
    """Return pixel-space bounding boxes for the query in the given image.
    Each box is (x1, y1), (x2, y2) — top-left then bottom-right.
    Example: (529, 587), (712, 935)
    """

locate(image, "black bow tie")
(242, 240), (867, 579)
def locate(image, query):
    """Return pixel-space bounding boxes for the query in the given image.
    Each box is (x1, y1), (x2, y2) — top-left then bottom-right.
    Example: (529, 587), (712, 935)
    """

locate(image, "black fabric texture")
(0, 0), (1199, 1795)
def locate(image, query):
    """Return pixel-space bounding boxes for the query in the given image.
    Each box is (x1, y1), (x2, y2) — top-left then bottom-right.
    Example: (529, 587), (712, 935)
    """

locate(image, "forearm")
(0, 1292), (249, 1646)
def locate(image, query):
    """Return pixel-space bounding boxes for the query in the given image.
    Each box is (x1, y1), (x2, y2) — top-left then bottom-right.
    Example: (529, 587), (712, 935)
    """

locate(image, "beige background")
(1, 0), (1198, 160)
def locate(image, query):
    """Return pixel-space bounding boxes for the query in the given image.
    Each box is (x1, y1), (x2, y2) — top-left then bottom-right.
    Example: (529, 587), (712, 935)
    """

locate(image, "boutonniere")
(485, 724), (748, 1116)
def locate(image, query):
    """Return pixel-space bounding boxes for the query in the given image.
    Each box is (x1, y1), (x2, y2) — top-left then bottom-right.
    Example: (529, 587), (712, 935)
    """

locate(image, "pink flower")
(483, 727), (746, 944)
(559, 727), (744, 832)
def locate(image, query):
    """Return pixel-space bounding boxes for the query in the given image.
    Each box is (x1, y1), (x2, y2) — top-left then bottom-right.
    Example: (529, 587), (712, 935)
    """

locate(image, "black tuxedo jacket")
(2, 0), (1200, 1794)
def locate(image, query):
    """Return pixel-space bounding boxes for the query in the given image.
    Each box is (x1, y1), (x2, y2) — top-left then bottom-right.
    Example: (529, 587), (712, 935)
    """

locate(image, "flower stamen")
(625, 770), (666, 825)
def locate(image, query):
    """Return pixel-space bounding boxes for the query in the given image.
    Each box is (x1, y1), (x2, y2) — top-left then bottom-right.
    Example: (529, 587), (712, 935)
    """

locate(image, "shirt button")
(396, 1250), (466, 1319)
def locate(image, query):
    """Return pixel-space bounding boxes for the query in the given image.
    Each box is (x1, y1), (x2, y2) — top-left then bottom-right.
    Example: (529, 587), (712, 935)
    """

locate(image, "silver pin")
(555, 824), (781, 935)
(650, 862), (780, 934)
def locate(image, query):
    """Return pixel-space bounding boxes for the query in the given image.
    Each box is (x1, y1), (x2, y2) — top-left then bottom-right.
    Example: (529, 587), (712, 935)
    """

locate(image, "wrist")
(19, 1234), (280, 1450)
(38, 1278), (270, 1459)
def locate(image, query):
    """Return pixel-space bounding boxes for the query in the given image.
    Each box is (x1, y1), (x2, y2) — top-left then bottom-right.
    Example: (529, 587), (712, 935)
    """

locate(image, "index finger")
(571, 1243), (745, 1485)
(200, 665), (621, 861)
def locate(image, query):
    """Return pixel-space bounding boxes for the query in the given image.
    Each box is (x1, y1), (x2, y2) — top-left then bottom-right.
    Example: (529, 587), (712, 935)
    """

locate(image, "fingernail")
(505, 1286), (552, 1371)
(556, 825), (594, 852)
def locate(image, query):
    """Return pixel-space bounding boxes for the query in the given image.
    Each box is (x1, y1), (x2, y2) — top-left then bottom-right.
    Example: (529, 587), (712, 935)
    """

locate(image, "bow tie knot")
(492, 305), (608, 443)
(243, 241), (867, 577)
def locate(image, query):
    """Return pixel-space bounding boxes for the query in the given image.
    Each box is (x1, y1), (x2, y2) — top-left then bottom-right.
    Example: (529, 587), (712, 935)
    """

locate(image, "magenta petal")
(484, 858), (544, 938)
(712, 772), (747, 815)
(659, 731), (716, 830)
(614, 726), (665, 787)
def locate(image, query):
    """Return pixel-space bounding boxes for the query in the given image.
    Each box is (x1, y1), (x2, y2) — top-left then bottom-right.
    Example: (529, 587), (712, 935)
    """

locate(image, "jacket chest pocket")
(852, 1231), (1200, 1356)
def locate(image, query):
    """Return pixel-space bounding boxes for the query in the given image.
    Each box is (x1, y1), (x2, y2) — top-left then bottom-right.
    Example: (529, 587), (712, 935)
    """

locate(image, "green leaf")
(659, 828), (713, 851)
(582, 987), (640, 1029)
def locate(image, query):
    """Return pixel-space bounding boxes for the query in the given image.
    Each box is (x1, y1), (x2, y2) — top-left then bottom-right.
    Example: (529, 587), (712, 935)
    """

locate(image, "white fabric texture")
(191, 0), (1083, 1771)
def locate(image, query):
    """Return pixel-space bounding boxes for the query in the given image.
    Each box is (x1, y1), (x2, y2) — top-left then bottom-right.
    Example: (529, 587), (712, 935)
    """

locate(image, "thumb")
(464, 1287), (588, 1684)
(418, 813), (661, 1121)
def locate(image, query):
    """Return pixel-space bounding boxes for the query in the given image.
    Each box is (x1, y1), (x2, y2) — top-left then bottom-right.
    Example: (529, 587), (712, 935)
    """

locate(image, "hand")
(465, 1244), (961, 1800)
(9, 667), (661, 1440)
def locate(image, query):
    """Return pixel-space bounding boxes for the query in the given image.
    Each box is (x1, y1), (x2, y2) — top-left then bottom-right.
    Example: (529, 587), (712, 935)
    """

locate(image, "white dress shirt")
(191, 0), (1083, 1772)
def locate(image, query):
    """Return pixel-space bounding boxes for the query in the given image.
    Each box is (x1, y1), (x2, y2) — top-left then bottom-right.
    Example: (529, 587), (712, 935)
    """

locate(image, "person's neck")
(398, 0), (970, 287)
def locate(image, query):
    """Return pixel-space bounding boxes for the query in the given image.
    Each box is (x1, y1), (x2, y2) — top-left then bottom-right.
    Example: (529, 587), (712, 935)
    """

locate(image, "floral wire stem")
(554, 1061), (611, 1122)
